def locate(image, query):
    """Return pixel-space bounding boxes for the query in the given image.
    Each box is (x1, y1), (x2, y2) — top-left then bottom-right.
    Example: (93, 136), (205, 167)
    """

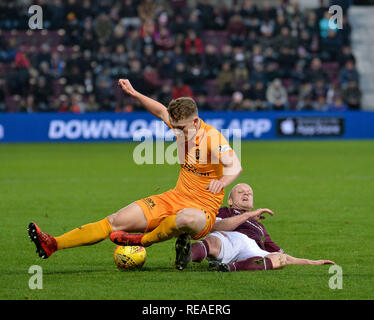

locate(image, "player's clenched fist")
(118, 79), (138, 97)
(206, 180), (225, 194)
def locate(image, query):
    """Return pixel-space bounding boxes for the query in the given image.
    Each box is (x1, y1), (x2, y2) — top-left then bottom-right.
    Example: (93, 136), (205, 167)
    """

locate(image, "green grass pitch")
(0, 141), (373, 300)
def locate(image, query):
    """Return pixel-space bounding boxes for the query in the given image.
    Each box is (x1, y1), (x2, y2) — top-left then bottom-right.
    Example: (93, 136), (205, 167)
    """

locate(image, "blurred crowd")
(0, 0), (360, 113)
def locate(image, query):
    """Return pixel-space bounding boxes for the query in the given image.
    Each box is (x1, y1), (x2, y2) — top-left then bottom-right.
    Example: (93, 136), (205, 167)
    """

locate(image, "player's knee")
(205, 236), (221, 258)
(107, 213), (121, 231)
(107, 211), (135, 232)
(176, 209), (205, 233)
(175, 210), (195, 229)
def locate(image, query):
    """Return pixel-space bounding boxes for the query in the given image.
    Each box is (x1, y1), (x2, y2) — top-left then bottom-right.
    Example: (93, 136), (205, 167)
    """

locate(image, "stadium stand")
(0, 0), (360, 113)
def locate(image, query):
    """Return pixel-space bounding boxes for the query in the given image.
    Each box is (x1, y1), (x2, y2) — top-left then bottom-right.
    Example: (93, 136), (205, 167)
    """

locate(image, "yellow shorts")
(136, 189), (216, 240)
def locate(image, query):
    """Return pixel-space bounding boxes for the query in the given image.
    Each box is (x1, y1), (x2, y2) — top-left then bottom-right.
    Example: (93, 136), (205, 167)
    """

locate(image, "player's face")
(229, 184), (254, 211)
(170, 116), (200, 141)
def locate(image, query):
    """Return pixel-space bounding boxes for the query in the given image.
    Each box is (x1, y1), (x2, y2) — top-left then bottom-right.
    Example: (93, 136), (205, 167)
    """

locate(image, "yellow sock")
(55, 217), (112, 250)
(141, 216), (181, 247)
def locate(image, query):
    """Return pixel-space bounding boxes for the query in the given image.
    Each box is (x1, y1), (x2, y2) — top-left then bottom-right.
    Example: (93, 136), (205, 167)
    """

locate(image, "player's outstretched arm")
(118, 79), (169, 124)
(211, 208), (274, 232)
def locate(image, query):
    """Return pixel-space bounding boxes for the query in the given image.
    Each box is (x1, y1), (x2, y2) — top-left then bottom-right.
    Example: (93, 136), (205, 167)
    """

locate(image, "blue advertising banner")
(0, 111), (373, 143)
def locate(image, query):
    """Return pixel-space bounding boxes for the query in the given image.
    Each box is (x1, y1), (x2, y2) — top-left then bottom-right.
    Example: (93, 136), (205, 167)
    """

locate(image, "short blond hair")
(167, 97), (198, 122)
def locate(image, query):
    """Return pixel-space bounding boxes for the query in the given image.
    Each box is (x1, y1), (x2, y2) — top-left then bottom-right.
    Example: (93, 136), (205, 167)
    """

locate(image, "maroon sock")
(228, 257), (273, 271)
(191, 240), (210, 262)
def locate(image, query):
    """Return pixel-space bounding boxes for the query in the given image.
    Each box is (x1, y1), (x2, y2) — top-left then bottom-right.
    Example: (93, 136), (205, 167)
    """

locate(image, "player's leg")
(56, 202), (147, 249)
(174, 208), (216, 270)
(175, 208), (207, 235)
(225, 253), (335, 272)
(224, 256), (274, 271)
(265, 253), (335, 269)
(141, 208), (207, 247)
(172, 209), (214, 270)
(204, 233), (335, 272)
(190, 234), (222, 262)
(161, 206), (220, 271)
(108, 202), (148, 232)
(112, 207), (208, 247)
(192, 231), (242, 272)
(28, 202), (147, 259)
(209, 232), (273, 272)
(283, 254), (335, 266)
(110, 191), (182, 247)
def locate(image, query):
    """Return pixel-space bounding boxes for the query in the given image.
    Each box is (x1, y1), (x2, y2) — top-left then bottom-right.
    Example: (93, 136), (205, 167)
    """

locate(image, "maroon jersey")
(217, 206), (282, 253)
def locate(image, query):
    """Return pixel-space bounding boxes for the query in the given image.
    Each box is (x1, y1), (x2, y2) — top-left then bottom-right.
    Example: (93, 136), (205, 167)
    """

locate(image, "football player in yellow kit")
(28, 79), (242, 270)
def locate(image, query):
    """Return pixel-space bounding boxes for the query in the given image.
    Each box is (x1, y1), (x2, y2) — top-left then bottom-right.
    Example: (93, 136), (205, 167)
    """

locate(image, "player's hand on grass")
(118, 79), (138, 97)
(206, 180), (225, 194)
(245, 208), (274, 221)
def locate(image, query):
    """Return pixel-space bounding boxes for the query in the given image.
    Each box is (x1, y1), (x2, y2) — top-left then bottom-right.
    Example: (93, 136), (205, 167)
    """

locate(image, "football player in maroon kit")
(189, 183), (335, 271)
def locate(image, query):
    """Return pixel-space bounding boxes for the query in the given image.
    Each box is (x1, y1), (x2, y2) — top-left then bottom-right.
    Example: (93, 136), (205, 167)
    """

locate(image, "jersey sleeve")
(209, 130), (233, 163)
(216, 207), (231, 219)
